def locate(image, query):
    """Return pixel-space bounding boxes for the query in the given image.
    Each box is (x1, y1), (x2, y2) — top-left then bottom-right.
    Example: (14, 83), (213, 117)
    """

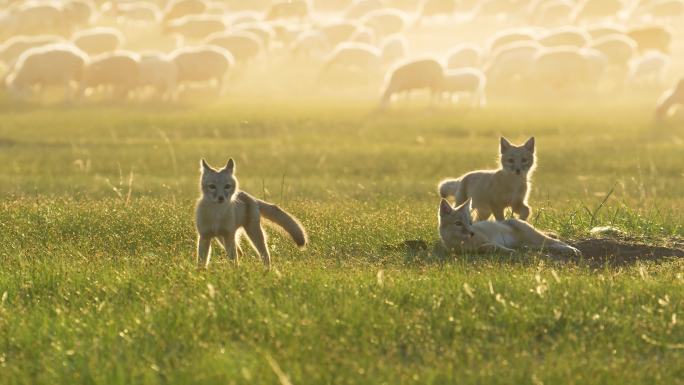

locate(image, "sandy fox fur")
(438, 137), (536, 221)
(439, 198), (580, 256)
(195, 158), (307, 268)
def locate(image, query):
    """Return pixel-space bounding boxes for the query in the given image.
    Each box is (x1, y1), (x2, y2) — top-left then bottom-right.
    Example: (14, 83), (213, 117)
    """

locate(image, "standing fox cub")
(195, 159), (307, 268)
(439, 137), (535, 221)
(439, 198), (580, 256)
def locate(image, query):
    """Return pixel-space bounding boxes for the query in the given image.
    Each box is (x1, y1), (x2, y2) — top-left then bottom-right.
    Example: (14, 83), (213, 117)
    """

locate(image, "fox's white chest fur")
(195, 199), (236, 236)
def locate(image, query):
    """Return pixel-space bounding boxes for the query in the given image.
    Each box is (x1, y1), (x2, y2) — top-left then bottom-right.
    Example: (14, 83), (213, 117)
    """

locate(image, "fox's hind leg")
(197, 235), (211, 268)
(245, 220), (271, 268)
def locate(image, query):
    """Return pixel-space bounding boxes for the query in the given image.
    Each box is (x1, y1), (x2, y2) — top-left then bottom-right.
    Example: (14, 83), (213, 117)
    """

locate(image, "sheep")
(529, 0), (573, 26)
(628, 51), (669, 85)
(265, 0), (310, 21)
(655, 78), (684, 121)
(380, 34), (408, 66)
(0, 35), (65, 66)
(572, 0), (623, 22)
(531, 47), (607, 90)
(5, 44), (87, 99)
(165, 15), (227, 41)
(487, 29), (536, 53)
(81, 51), (140, 99)
(627, 26), (671, 53)
(635, 0), (684, 20)
(163, 0), (208, 22)
(349, 25), (377, 45)
(345, 0), (384, 19)
(290, 31), (330, 59)
(379, 58), (444, 108)
(100, 1), (161, 23)
(136, 52), (178, 99)
(72, 27), (124, 56)
(361, 8), (409, 38)
(6, 1), (71, 36)
(477, 0), (520, 17)
(170, 45), (234, 93)
(419, 0), (457, 18)
(446, 43), (482, 69)
(538, 27), (591, 48)
(204, 31), (264, 64)
(484, 41), (540, 86)
(589, 34), (637, 69)
(323, 42), (382, 71)
(63, 0), (95, 27)
(439, 68), (487, 107)
(234, 22), (275, 48)
(586, 24), (624, 40)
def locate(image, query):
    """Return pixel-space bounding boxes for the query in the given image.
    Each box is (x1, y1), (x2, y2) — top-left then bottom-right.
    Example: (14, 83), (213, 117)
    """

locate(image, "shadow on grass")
(383, 237), (684, 268)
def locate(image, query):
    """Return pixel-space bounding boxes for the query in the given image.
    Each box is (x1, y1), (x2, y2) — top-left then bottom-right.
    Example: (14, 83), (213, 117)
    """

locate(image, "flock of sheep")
(0, 0), (682, 114)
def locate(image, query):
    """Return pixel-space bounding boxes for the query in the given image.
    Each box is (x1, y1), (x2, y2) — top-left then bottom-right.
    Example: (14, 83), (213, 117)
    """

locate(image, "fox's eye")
(208, 184), (216, 189)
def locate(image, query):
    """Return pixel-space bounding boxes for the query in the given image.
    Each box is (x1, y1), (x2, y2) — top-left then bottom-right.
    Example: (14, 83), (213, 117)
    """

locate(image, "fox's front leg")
(218, 232), (239, 265)
(478, 243), (515, 254)
(513, 201), (531, 221)
(197, 235), (212, 268)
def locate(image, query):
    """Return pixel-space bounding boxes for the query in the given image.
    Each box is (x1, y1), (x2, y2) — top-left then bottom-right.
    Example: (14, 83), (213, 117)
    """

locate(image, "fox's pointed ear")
(524, 136), (535, 153)
(500, 137), (511, 153)
(200, 158), (212, 173)
(223, 158), (235, 173)
(439, 199), (452, 216)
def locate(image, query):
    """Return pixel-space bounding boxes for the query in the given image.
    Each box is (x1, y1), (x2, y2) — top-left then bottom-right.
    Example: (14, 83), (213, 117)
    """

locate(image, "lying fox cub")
(439, 198), (580, 256)
(195, 159), (307, 268)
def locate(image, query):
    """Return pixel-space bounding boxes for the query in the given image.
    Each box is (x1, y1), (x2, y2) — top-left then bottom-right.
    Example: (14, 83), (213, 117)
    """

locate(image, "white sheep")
(72, 27), (124, 56)
(136, 52), (178, 99)
(265, 0), (310, 21)
(589, 34), (637, 68)
(420, 0), (457, 18)
(100, 1), (161, 23)
(628, 51), (669, 85)
(0, 35), (65, 66)
(361, 8), (409, 38)
(63, 0), (95, 27)
(529, 0), (573, 26)
(487, 29), (536, 53)
(380, 58), (444, 108)
(163, 0), (208, 22)
(586, 24), (624, 40)
(170, 45), (234, 93)
(446, 43), (482, 69)
(531, 46), (607, 90)
(319, 21), (361, 46)
(572, 0), (623, 22)
(538, 27), (591, 48)
(205, 31), (263, 64)
(6, 1), (70, 36)
(484, 41), (540, 86)
(165, 15), (227, 41)
(5, 43), (87, 99)
(439, 68), (487, 107)
(81, 51), (140, 99)
(627, 26), (671, 53)
(655, 78), (684, 121)
(345, 0), (384, 19)
(380, 34), (408, 66)
(323, 42), (382, 71)
(290, 30), (330, 59)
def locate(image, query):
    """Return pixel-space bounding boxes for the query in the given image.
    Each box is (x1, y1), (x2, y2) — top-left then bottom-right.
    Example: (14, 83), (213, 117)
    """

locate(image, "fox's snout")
(217, 196), (225, 203)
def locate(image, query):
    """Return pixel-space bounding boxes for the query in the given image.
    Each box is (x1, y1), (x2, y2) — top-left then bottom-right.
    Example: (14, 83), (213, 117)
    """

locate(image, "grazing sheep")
(205, 31), (263, 64)
(538, 27), (591, 48)
(361, 8), (409, 38)
(586, 24), (624, 40)
(628, 51), (669, 85)
(6, 1), (70, 36)
(635, 0), (684, 20)
(485, 41), (540, 85)
(165, 15), (227, 40)
(63, 0), (95, 27)
(439, 68), (487, 106)
(235, 23), (275, 48)
(627, 26), (671, 53)
(6, 44), (87, 99)
(420, 0), (457, 18)
(529, 0), (573, 26)
(655, 78), (684, 121)
(137, 52), (178, 99)
(589, 34), (637, 68)
(319, 22), (361, 46)
(380, 58), (444, 108)
(265, 0), (310, 21)
(487, 29), (536, 52)
(345, 0), (383, 19)
(81, 51), (140, 99)
(349, 25), (377, 44)
(163, 0), (207, 22)
(380, 34), (408, 65)
(531, 47), (607, 90)
(290, 31), (330, 58)
(72, 27), (124, 56)
(572, 0), (622, 22)
(446, 43), (482, 69)
(170, 45), (234, 93)
(100, 1), (161, 23)
(323, 42), (382, 71)
(0, 35), (65, 66)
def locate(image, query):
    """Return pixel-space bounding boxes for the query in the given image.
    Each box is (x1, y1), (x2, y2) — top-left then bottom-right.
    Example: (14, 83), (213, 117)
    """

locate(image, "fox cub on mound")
(195, 159), (307, 268)
(439, 137), (535, 221)
(439, 198), (580, 256)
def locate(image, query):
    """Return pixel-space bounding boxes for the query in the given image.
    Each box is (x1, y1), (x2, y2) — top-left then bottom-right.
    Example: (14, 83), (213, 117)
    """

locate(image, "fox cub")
(195, 159), (307, 268)
(439, 137), (535, 221)
(439, 198), (580, 256)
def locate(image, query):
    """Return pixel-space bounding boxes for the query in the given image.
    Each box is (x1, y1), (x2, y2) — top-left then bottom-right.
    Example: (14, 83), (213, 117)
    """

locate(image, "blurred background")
(0, 0), (682, 110)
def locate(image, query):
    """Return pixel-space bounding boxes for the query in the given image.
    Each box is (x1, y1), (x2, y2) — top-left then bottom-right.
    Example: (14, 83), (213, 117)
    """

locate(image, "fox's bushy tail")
(438, 178), (461, 199)
(257, 200), (308, 248)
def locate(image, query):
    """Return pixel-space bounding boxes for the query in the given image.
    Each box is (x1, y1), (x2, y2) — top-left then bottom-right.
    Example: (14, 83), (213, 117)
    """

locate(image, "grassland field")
(0, 100), (683, 385)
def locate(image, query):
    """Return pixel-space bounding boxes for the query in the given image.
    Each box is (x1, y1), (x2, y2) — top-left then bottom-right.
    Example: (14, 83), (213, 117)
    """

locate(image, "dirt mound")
(571, 238), (684, 266)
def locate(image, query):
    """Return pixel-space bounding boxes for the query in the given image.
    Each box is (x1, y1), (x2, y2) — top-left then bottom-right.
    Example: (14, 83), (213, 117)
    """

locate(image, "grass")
(0, 101), (683, 384)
